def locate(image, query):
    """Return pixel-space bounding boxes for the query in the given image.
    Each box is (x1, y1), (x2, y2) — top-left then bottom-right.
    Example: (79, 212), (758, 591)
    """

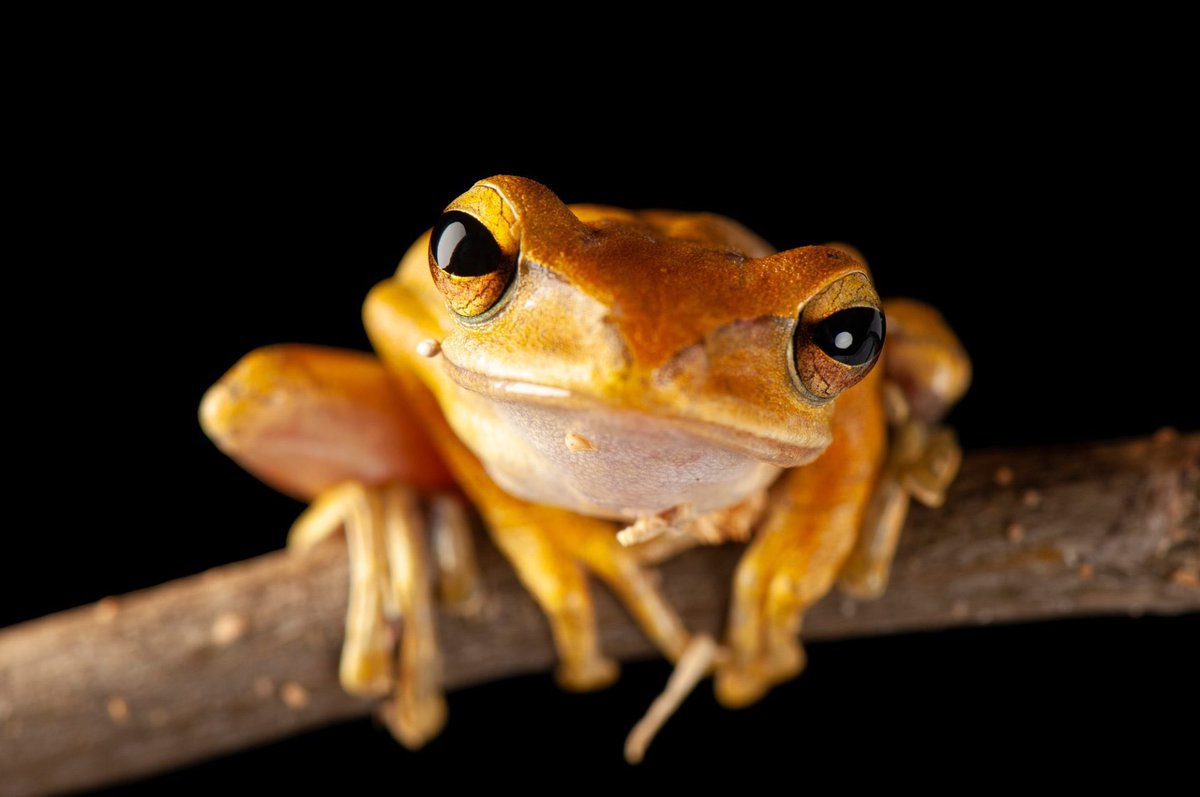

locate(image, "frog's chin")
(441, 360), (829, 520)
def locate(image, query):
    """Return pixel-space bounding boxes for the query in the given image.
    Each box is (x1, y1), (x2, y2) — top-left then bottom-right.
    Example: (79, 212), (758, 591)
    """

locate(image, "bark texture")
(1, 434), (1197, 797)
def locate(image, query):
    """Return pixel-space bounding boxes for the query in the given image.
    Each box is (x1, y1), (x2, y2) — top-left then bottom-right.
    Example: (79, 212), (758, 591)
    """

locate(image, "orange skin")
(202, 176), (970, 745)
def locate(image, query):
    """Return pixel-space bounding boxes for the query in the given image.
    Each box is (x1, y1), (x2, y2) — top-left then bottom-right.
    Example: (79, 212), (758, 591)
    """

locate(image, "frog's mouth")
(439, 356), (829, 470)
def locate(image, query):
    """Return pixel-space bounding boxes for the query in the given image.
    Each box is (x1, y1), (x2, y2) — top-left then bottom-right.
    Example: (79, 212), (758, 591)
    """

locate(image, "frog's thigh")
(718, 377), (886, 708)
(200, 343), (452, 501)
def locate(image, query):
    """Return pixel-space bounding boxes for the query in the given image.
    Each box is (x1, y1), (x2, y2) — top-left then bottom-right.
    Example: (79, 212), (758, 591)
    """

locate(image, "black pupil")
(813, 307), (886, 366)
(431, 211), (505, 277)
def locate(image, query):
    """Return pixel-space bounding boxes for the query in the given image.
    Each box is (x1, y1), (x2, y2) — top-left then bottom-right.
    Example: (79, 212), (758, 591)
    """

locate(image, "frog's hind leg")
(201, 344), (466, 748)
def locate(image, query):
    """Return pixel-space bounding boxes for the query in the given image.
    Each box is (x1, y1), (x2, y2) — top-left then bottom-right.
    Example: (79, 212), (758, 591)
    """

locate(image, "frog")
(200, 175), (970, 751)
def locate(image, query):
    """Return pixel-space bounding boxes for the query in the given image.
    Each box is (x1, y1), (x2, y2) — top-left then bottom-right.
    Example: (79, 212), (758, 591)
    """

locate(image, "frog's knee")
(200, 344), (450, 501)
(199, 344), (294, 443)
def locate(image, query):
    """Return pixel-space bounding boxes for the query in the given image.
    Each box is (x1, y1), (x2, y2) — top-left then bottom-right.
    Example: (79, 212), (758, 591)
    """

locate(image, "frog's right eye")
(429, 210), (518, 318)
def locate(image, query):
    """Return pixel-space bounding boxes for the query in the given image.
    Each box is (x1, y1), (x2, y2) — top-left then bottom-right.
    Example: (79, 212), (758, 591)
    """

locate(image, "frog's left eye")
(428, 210), (518, 318)
(793, 273), (885, 400)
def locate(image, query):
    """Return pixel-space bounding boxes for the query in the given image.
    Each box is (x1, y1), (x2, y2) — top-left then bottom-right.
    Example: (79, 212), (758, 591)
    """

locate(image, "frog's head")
(422, 176), (885, 519)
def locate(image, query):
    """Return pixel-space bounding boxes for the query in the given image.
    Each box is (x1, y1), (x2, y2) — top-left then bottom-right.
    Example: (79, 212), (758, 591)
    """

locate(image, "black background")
(5, 54), (1197, 792)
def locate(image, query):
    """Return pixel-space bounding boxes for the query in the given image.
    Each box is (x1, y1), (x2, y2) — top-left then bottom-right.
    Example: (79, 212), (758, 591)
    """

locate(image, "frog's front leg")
(200, 344), (467, 747)
(716, 370), (887, 707)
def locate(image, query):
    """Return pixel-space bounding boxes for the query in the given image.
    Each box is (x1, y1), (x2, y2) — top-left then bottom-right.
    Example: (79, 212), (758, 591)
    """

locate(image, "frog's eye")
(813, 307), (885, 366)
(429, 210), (518, 318)
(793, 274), (885, 399)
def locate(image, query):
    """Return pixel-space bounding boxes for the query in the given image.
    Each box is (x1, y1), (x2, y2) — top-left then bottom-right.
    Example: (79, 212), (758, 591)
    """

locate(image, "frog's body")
(201, 176), (969, 748)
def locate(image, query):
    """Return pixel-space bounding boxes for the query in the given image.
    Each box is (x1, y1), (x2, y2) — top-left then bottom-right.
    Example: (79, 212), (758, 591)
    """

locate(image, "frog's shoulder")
(567, 204), (775, 259)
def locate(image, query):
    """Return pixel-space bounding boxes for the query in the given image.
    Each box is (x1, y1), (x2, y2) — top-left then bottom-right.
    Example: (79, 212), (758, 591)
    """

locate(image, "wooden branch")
(2, 434), (1197, 797)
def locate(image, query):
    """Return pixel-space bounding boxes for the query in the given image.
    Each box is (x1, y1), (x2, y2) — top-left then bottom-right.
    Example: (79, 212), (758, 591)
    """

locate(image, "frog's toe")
(716, 654), (804, 709)
(900, 426), (962, 508)
(381, 682), (447, 749)
(427, 493), (485, 617)
(378, 485), (447, 746)
(557, 656), (620, 692)
(715, 654), (801, 709)
(716, 625), (807, 708)
(715, 661), (770, 708)
(289, 481), (448, 749)
(290, 482), (396, 698)
(762, 632), (807, 683)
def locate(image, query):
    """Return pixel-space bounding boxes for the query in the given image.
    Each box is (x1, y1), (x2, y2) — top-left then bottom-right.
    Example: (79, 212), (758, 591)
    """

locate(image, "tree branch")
(2, 434), (1197, 797)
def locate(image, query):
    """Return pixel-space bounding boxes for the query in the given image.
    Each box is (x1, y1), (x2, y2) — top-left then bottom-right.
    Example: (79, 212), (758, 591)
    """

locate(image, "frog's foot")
(487, 507), (692, 690)
(838, 399), (962, 600)
(290, 482), (454, 748)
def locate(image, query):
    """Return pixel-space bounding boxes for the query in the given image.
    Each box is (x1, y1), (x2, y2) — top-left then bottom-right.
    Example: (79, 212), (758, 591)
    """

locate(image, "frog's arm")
(716, 367), (888, 706)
